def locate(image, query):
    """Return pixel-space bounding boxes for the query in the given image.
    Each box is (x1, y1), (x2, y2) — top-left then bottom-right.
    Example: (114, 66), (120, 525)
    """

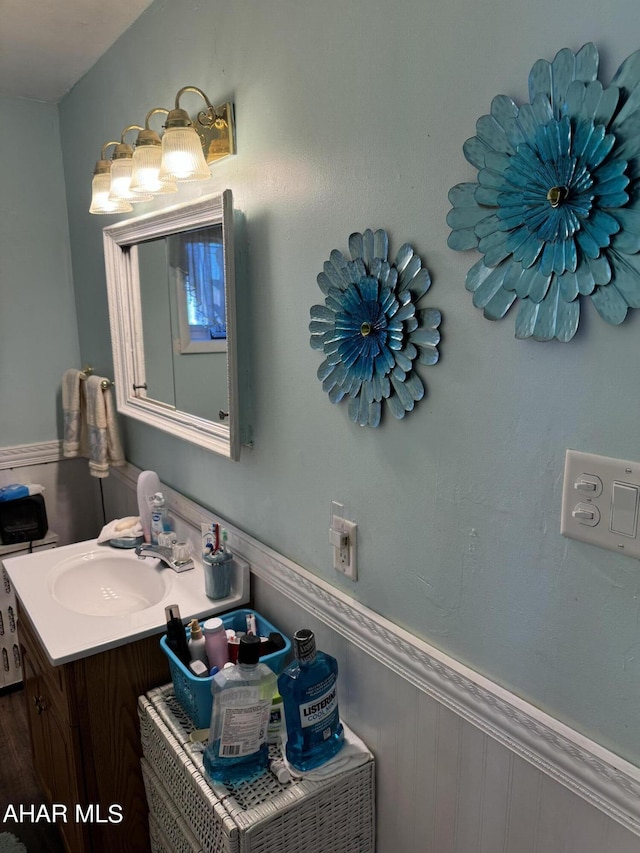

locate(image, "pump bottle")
(188, 620), (208, 667)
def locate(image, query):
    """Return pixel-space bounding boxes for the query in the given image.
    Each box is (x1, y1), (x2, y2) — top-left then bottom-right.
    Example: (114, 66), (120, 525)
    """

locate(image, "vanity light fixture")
(109, 126), (154, 204)
(158, 86), (234, 182)
(129, 109), (178, 196)
(89, 86), (235, 214)
(89, 142), (133, 214)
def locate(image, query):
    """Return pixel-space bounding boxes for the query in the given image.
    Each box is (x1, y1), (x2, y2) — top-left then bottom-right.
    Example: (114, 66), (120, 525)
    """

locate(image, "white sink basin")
(50, 549), (169, 617)
(5, 536), (250, 665)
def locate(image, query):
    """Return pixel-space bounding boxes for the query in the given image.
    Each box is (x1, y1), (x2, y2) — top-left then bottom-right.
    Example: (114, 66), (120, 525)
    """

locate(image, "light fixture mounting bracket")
(196, 101), (235, 163)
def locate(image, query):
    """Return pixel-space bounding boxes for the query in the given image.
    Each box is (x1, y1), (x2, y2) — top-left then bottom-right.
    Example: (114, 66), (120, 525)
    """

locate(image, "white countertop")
(4, 538), (250, 666)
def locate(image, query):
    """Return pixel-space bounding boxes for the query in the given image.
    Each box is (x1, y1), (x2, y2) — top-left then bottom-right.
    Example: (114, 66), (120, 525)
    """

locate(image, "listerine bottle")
(277, 628), (344, 771)
(203, 635), (276, 784)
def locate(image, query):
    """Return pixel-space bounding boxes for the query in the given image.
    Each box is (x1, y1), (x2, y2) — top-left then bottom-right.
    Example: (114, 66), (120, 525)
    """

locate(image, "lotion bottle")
(137, 470), (160, 542)
(277, 628), (344, 771)
(203, 617), (229, 671)
(188, 619), (209, 667)
(203, 635), (276, 783)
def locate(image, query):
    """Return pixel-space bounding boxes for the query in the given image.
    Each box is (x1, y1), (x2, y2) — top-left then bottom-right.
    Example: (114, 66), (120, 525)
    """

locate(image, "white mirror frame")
(103, 190), (240, 460)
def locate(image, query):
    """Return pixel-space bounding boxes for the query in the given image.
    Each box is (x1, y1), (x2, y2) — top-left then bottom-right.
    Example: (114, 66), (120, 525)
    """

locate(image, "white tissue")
(279, 726), (372, 781)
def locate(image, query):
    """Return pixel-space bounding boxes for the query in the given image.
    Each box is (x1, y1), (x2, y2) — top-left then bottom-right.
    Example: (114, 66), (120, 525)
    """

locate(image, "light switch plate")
(561, 449), (640, 559)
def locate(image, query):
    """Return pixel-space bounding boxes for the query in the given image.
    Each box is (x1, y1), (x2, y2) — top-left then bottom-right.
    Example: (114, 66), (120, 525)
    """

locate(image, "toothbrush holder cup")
(203, 552), (234, 599)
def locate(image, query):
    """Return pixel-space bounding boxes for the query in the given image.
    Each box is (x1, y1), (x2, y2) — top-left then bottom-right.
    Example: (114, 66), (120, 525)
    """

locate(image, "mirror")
(103, 191), (240, 459)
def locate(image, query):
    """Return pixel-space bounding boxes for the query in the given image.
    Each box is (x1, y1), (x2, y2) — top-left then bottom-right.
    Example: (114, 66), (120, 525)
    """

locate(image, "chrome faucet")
(134, 543), (194, 573)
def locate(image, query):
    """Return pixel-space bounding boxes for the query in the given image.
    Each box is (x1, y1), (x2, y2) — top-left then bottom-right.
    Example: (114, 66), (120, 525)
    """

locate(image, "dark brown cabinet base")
(19, 609), (170, 853)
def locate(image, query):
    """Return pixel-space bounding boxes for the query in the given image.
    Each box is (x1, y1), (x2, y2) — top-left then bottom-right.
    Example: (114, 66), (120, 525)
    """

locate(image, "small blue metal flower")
(309, 230), (441, 427)
(448, 43), (640, 341)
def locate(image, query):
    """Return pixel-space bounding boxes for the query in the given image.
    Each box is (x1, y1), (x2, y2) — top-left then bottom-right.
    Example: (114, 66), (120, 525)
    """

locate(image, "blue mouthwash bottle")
(277, 628), (344, 771)
(203, 635), (276, 784)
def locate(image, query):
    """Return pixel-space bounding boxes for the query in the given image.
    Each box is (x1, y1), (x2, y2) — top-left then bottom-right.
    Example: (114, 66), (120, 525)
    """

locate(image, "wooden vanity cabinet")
(20, 615), (89, 853)
(18, 608), (171, 853)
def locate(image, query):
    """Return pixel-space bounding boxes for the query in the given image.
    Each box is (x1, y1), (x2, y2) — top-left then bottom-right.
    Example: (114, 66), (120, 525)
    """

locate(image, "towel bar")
(80, 366), (114, 391)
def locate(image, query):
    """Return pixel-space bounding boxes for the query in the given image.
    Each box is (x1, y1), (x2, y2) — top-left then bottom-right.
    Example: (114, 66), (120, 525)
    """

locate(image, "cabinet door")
(46, 690), (88, 853)
(20, 627), (89, 852)
(21, 648), (55, 803)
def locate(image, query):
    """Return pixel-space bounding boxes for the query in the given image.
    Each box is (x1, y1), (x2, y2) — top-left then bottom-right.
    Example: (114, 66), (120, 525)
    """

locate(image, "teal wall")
(0, 96), (79, 444)
(56, 1), (640, 764)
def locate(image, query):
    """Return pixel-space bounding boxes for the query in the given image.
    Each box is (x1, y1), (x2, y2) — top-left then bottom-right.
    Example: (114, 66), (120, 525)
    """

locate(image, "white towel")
(62, 369), (84, 457)
(84, 375), (126, 478)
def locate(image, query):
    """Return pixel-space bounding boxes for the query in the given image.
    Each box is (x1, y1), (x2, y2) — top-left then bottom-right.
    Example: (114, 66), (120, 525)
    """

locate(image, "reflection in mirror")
(137, 226), (228, 420)
(103, 191), (240, 459)
(172, 227), (227, 352)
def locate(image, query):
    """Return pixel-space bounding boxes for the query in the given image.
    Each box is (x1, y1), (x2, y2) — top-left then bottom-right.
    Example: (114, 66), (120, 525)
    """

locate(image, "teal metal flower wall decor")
(309, 230), (441, 427)
(447, 43), (640, 341)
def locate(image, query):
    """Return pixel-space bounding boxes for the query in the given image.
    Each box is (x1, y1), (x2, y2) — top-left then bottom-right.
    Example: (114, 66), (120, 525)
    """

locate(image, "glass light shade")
(159, 126), (211, 182)
(130, 145), (177, 195)
(89, 172), (133, 214)
(109, 157), (153, 203)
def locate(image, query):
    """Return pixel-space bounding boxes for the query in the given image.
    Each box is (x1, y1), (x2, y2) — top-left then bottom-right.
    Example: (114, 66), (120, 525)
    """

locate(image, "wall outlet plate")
(330, 516), (358, 580)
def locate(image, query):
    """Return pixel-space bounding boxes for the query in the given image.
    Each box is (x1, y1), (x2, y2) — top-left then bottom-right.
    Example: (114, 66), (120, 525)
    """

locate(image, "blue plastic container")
(160, 608), (291, 728)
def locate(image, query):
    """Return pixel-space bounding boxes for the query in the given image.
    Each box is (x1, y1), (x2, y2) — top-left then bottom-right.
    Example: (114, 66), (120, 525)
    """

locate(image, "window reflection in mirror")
(176, 229), (227, 348)
(137, 224), (228, 422)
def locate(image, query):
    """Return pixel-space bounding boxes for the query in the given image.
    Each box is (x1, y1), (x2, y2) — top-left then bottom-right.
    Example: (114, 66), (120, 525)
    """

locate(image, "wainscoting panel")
(254, 579), (639, 853)
(109, 465), (640, 853)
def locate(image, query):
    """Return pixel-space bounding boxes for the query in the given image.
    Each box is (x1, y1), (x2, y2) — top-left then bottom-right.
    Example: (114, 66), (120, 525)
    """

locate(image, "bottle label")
(219, 689), (271, 757)
(298, 681), (338, 730)
(267, 700), (284, 744)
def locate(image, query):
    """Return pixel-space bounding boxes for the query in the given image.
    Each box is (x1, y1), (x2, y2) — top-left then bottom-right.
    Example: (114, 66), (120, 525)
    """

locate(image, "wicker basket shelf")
(139, 683), (375, 853)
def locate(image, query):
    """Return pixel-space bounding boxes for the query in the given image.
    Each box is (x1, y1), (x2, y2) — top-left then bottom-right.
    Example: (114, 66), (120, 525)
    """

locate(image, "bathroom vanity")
(6, 538), (250, 853)
(19, 608), (168, 853)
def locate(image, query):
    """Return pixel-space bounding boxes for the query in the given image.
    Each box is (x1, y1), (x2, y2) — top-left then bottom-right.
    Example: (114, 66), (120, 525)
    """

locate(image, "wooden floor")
(0, 685), (66, 853)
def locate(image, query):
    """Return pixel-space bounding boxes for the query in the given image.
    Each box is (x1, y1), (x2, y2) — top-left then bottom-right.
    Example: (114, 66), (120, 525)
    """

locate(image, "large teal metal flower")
(448, 43), (640, 341)
(309, 230), (441, 427)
